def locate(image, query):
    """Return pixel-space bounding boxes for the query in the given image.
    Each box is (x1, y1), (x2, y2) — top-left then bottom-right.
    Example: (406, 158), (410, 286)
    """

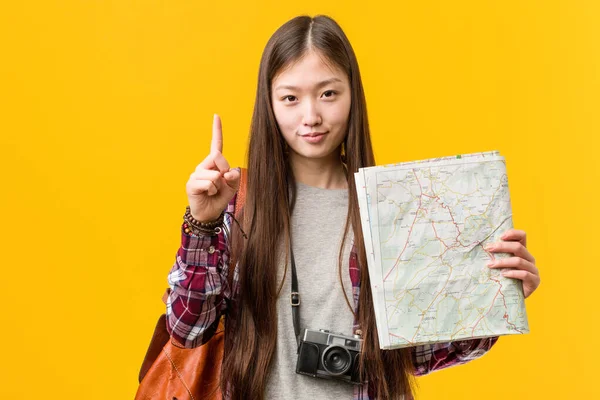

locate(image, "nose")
(302, 100), (322, 127)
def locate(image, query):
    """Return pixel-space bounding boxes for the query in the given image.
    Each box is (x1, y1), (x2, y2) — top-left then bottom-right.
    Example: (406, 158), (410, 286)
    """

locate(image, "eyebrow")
(274, 77), (343, 91)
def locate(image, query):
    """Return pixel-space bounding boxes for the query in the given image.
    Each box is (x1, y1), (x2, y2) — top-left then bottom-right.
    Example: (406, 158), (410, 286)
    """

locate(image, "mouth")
(299, 131), (328, 144)
(300, 131), (327, 137)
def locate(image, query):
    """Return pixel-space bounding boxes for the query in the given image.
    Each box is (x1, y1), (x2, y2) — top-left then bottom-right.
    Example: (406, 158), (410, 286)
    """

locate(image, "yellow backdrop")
(1, 1), (598, 398)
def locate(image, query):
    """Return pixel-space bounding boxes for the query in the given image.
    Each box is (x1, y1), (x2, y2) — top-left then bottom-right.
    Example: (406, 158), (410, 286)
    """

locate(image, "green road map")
(355, 151), (529, 349)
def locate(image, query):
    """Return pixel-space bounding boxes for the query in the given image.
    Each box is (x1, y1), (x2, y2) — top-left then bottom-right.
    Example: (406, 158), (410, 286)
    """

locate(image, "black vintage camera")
(296, 328), (363, 385)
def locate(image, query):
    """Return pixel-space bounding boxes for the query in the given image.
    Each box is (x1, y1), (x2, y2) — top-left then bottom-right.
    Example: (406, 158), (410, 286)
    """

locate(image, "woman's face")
(271, 50), (351, 165)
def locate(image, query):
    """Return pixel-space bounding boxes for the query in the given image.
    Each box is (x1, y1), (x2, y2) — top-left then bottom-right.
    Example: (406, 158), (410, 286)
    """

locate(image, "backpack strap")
(234, 167), (248, 217)
(228, 167), (247, 285)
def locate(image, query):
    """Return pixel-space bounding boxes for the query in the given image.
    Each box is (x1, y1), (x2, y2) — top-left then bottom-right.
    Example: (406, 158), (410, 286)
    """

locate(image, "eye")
(322, 90), (337, 98)
(282, 95), (297, 102)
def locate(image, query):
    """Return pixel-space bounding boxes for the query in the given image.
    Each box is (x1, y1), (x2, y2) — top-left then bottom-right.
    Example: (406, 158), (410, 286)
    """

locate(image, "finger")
(223, 168), (241, 190)
(198, 152), (217, 170)
(187, 179), (218, 196)
(211, 114), (223, 154)
(501, 269), (540, 286)
(212, 151), (231, 174)
(485, 241), (535, 264)
(197, 151), (230, 173)
(191, 169), (222, 182)
(501, 270), (540, 298)
(487, 256), (539, 276)
(500, 229), (526, 247)
(190, 170), (223, 192)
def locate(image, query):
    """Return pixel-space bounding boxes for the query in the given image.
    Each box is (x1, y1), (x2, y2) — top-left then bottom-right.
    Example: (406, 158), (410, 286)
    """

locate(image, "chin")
(296, 150), (339, 162)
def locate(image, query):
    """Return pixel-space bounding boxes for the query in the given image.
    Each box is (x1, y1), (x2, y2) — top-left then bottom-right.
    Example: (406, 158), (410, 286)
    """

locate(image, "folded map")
(355, 151), (529, 349)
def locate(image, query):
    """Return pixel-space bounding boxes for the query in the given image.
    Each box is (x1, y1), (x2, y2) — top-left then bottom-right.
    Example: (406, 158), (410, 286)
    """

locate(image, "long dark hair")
(222, 15), (415, 399)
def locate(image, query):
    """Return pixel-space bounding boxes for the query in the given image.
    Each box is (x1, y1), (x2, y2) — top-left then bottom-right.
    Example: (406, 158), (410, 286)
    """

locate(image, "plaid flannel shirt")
(167, 193), (499, 399)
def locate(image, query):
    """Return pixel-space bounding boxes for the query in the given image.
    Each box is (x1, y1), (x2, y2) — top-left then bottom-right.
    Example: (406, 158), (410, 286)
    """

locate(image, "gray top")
(265, 182), (356, 399)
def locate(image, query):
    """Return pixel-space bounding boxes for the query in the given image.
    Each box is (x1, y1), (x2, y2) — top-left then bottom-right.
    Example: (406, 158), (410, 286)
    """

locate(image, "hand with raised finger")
(186, 114), (241, 223)
(485, 229), (541, 298)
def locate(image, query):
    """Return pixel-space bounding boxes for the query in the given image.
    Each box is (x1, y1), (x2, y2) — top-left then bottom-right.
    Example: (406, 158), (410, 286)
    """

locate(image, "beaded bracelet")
(183, 206), (224, 236)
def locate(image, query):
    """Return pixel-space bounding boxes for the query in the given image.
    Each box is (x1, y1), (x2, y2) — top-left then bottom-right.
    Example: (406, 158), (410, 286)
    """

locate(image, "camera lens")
(321, 346), (352, 376)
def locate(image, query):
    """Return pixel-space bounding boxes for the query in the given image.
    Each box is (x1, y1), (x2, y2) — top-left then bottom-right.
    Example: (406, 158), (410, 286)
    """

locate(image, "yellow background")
(1, 1), (598, 398)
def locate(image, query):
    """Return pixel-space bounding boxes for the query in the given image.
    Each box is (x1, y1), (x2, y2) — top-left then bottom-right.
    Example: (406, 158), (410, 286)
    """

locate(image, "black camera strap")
(289, 244), (301, 348)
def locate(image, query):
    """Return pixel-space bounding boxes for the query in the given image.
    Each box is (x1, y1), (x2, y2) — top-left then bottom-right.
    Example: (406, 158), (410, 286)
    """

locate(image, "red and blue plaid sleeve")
(411, 336), (499, 376)
(166, 197), (237, 348)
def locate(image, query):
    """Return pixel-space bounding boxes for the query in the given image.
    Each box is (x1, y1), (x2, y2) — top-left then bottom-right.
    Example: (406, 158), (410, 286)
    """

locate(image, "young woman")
(167, 15), (541, 400)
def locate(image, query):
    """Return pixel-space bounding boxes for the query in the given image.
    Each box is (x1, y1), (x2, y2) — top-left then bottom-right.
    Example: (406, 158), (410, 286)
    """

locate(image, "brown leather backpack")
(135, 169), (247, 400)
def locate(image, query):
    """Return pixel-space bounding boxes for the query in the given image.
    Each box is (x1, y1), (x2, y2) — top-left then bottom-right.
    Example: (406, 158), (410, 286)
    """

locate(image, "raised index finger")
(211, 113), (223, 153)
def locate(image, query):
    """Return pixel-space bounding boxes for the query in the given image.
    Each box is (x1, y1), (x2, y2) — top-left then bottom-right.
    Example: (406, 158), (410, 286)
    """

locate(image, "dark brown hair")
(222, 15), (416, 399)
